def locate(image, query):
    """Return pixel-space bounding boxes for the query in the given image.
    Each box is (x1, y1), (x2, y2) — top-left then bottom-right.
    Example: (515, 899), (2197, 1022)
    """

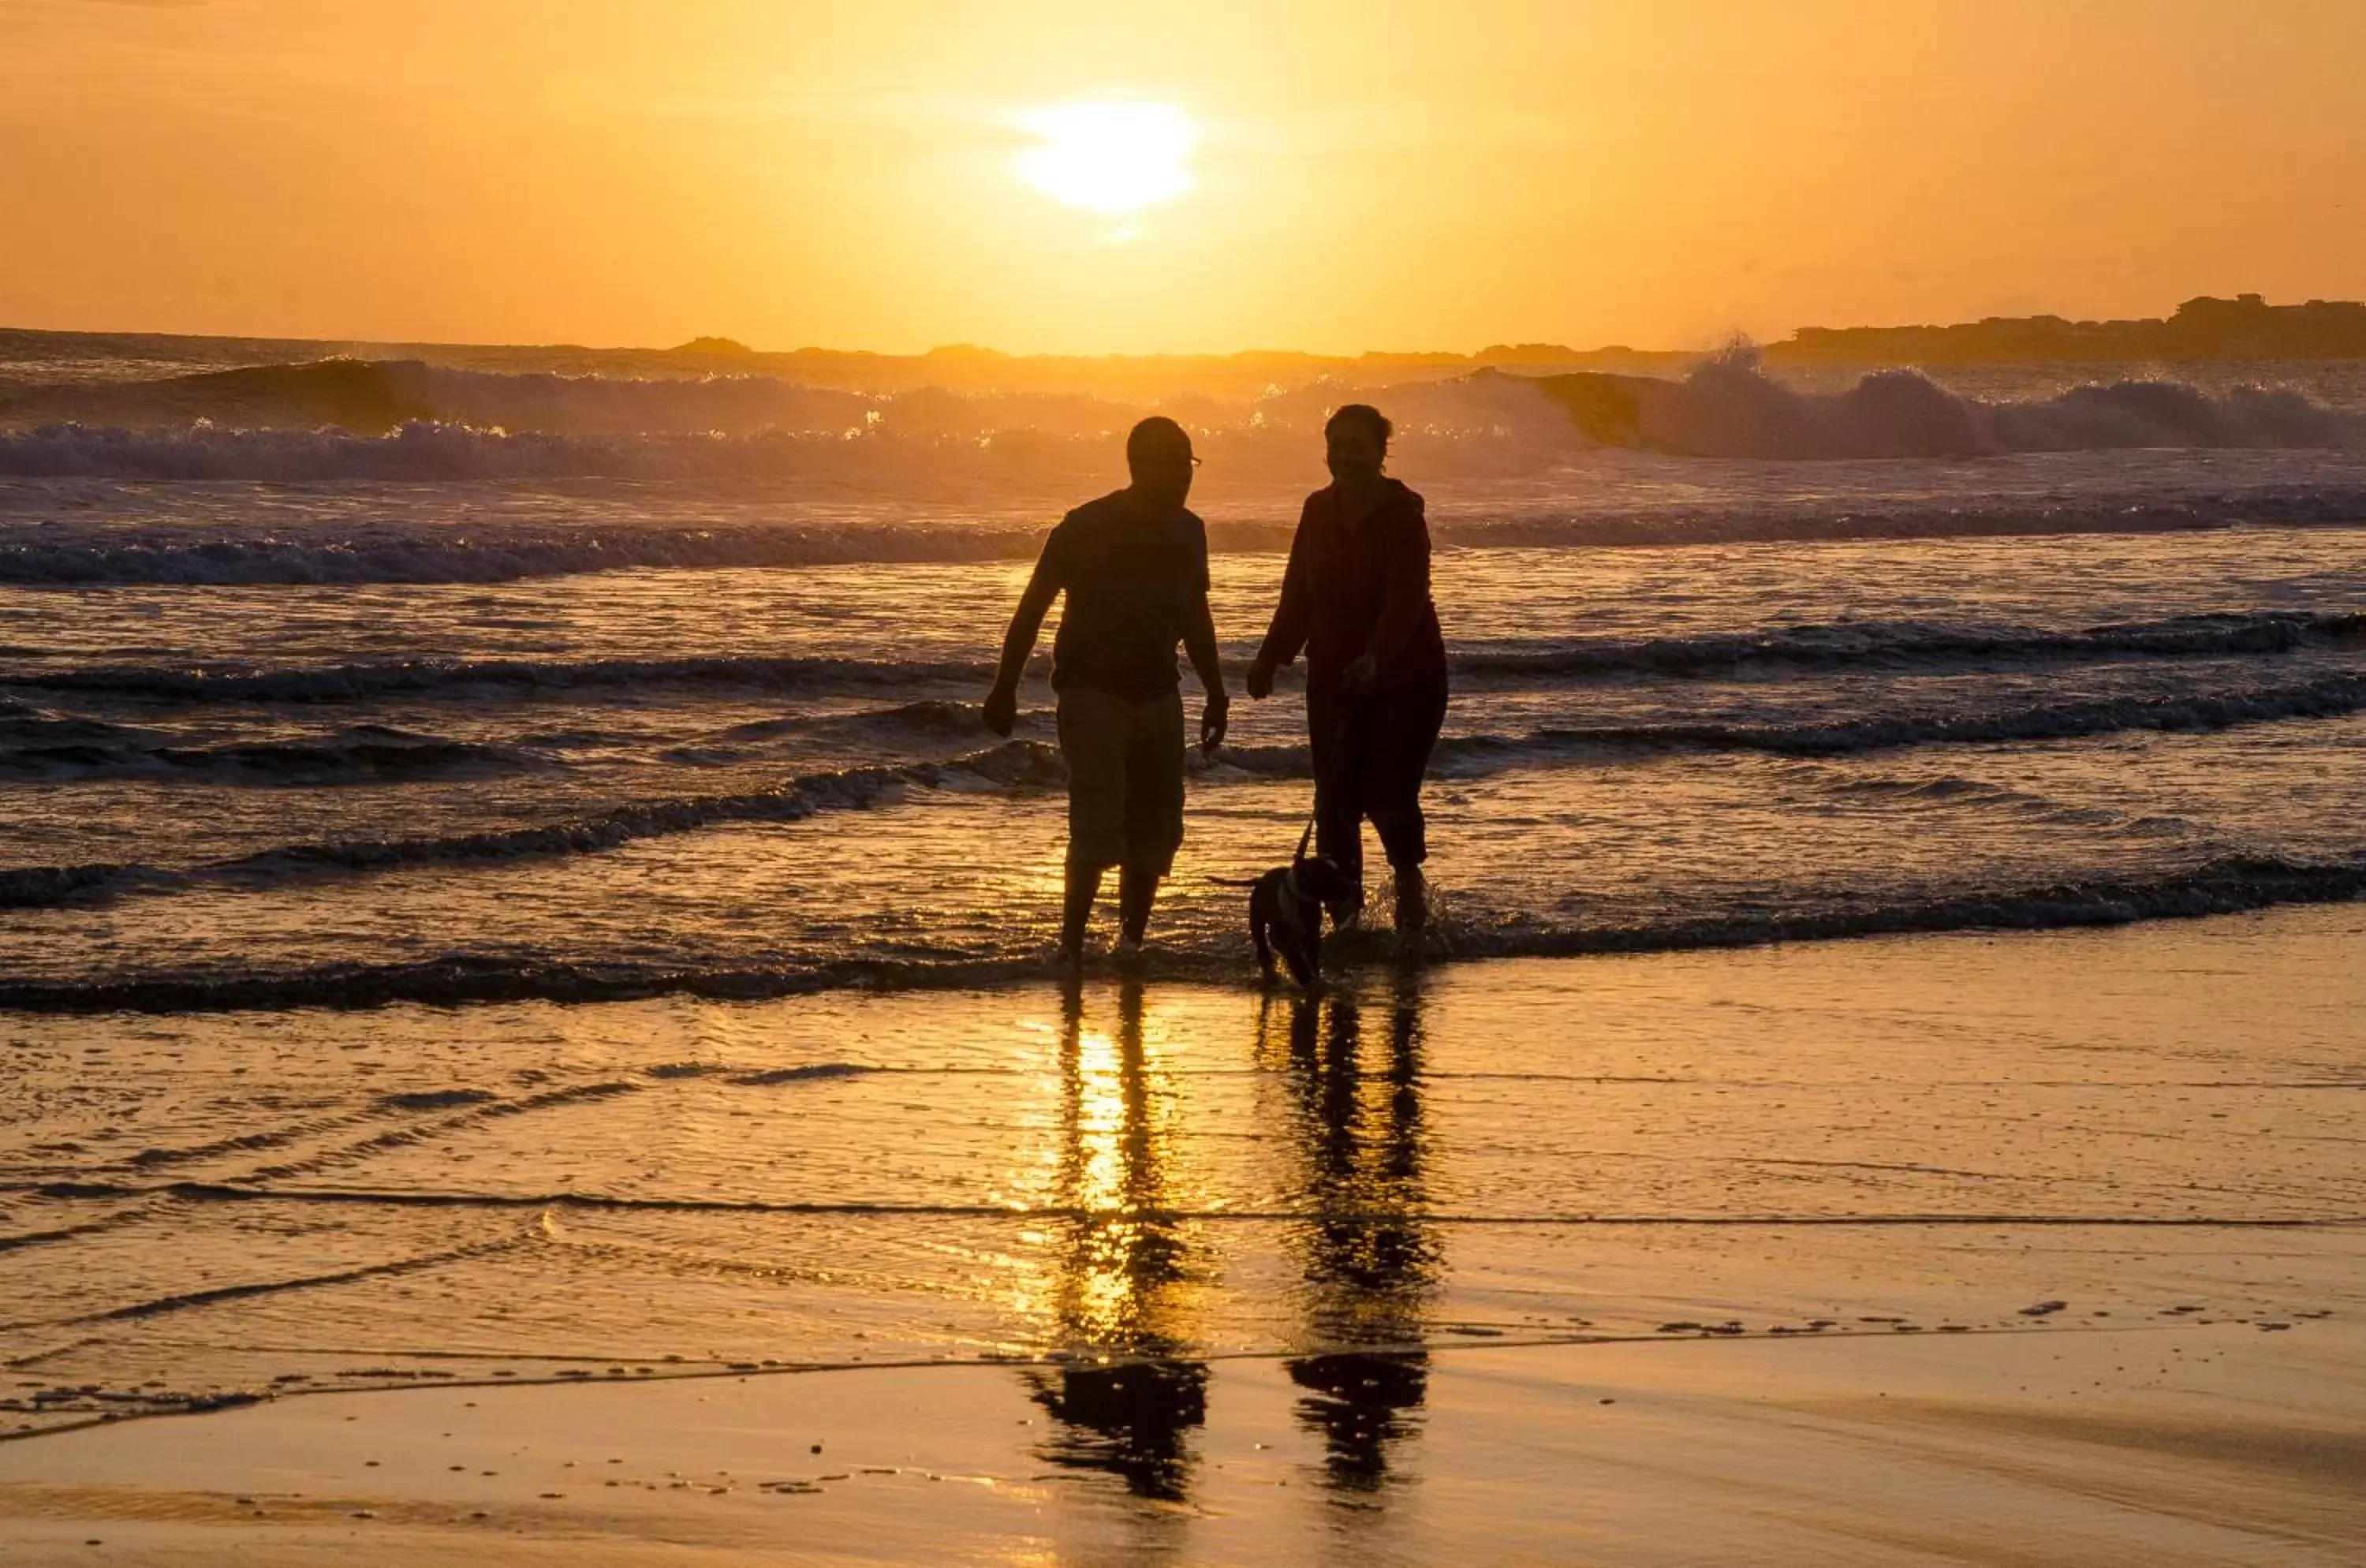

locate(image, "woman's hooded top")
(1255, 478), (1448, 693)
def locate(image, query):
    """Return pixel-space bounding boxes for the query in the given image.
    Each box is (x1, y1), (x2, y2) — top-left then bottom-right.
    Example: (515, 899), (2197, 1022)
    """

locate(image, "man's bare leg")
(1117, 864), (1159, 954)
(1061, 861), (1104, 967)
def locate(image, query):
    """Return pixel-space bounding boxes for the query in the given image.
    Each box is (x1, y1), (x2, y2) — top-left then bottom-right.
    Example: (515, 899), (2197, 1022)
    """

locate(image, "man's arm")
(984, 558), (1059, 737)
(1183, 588), (1228, 753)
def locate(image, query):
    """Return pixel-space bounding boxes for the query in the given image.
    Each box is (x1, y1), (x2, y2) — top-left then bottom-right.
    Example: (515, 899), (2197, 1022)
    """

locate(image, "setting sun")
(1011, 102), (1195, 216)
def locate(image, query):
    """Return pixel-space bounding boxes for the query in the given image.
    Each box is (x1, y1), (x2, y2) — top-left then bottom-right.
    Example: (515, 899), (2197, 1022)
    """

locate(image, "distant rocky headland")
(1469, 294), (2366, 367)
(1766, 294), (2366, 364)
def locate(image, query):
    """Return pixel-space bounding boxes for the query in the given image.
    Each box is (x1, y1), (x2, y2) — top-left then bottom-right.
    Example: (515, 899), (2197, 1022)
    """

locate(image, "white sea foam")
(1539, 346), (2366, 458)
(2, 353), (2357, 489)
(3, 481), (2364, 584)
(5, 850), (2360, 1012)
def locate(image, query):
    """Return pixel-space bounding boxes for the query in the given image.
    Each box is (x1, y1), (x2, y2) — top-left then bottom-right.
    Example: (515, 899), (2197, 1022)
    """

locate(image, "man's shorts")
(1055, 684), (1185, 875)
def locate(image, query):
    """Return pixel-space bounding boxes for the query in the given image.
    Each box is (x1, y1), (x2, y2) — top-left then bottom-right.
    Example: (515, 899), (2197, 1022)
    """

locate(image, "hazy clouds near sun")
(2, 0), (2361, 353)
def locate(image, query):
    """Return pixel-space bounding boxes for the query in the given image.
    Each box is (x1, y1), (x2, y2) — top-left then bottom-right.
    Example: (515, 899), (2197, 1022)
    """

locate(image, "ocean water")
(0, 337), (2362, 1455)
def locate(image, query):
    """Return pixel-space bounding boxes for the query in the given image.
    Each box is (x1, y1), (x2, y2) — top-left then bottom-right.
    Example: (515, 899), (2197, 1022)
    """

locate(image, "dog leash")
(1204, 676), (1353, 887)
(1290, 703), (1357, 868)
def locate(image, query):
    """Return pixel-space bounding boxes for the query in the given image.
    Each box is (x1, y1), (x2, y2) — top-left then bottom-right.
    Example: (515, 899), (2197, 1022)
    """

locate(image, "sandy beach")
(5, 905), (2360, 1563)
(3, 1321), (2362, 1566)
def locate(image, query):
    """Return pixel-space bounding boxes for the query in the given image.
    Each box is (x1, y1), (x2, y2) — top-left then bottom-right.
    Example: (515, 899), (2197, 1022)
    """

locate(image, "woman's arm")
(1247, 500), (1315, 696)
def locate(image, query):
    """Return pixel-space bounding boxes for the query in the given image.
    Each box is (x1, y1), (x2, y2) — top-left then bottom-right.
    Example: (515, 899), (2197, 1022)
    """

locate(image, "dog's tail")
(1204, 875), (1263, 888)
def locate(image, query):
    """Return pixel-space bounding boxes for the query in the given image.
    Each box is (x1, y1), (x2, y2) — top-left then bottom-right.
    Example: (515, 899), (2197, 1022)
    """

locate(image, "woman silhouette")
(1245, 405), (1450, 932)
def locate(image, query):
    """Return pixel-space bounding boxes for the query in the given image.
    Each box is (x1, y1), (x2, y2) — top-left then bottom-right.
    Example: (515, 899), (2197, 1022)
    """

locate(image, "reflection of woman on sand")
(1246, 405), (1450, 933)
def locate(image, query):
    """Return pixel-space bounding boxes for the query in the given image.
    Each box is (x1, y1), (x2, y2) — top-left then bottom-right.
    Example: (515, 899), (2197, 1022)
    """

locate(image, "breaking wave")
(2, 853), (2358, 1014)
(4, 495), (2365, 585)
(6, 654), (996, 703)
(7, 610), (2360, 706)
(0, 510), (1096, 584)
(0, 741), (1069, 909)
(0, 353), (2358, 505)
(0, 420), (1066, 484)
(1451, 610), (2366, 680)
(0, 361), (1581, 483)
(1539, 347), (2366, 458)
(8, 674), (2359, 913)
(1452, 672), (2366, 760)
(0, 353), (1579, 427)
(1215, 671), (2366, 775)
(0, 357), (879, 436)
(0, 719), (536, 783)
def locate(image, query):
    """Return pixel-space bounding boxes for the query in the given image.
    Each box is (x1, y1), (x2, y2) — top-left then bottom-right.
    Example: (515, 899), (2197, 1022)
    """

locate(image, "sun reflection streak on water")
(1045, 984), (1196, 1349)
(1013, 983), (1214, 1499)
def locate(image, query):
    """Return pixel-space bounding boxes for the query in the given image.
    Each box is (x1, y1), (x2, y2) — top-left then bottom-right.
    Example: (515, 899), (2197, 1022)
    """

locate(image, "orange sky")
(2, 0), (2362, 354)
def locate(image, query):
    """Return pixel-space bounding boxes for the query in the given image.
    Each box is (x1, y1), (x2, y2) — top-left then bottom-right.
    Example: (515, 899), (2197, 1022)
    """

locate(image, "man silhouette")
(985, 416), (1227, 966)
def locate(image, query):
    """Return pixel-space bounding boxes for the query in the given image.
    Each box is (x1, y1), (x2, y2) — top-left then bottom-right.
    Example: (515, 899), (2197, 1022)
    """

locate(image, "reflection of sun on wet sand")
(1018, 974), (1453, 1514)
(1024, 981), (1209, 1504)
(1, 907), (2363, 1561)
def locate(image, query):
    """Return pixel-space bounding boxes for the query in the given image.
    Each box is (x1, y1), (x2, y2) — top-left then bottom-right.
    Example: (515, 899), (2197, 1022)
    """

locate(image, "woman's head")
(1324, 403), (1390, 485)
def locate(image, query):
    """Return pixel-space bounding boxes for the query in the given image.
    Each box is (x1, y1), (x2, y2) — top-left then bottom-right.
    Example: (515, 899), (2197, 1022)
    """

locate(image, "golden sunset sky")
(3, 0), (2361, 353)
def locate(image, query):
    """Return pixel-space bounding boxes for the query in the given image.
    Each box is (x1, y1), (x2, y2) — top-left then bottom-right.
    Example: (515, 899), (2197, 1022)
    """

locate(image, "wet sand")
(2, 1320), (2360, 1564)
(3, 905), (2363, 1561)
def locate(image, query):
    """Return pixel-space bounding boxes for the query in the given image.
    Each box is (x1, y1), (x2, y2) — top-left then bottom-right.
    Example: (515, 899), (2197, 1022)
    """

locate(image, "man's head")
(1125, 416), (1197, 512)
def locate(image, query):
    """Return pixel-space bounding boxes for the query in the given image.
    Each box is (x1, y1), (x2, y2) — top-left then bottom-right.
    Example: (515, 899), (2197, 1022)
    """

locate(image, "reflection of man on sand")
(1024, 981), (1209, 1502)
(1262, 972), (1441, 1495)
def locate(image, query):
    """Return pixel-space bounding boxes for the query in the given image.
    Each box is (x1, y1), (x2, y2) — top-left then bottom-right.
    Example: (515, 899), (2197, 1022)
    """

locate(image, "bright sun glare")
(1011, 102), (1195, 215)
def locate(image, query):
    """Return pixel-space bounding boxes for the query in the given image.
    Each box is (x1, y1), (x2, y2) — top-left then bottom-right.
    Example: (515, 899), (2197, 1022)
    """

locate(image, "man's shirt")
(1039, 491), (1210, 701)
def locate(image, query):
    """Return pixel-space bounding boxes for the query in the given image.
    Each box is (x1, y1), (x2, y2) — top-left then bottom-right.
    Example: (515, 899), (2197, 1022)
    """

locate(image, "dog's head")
(1283, 854), (1356, 907)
